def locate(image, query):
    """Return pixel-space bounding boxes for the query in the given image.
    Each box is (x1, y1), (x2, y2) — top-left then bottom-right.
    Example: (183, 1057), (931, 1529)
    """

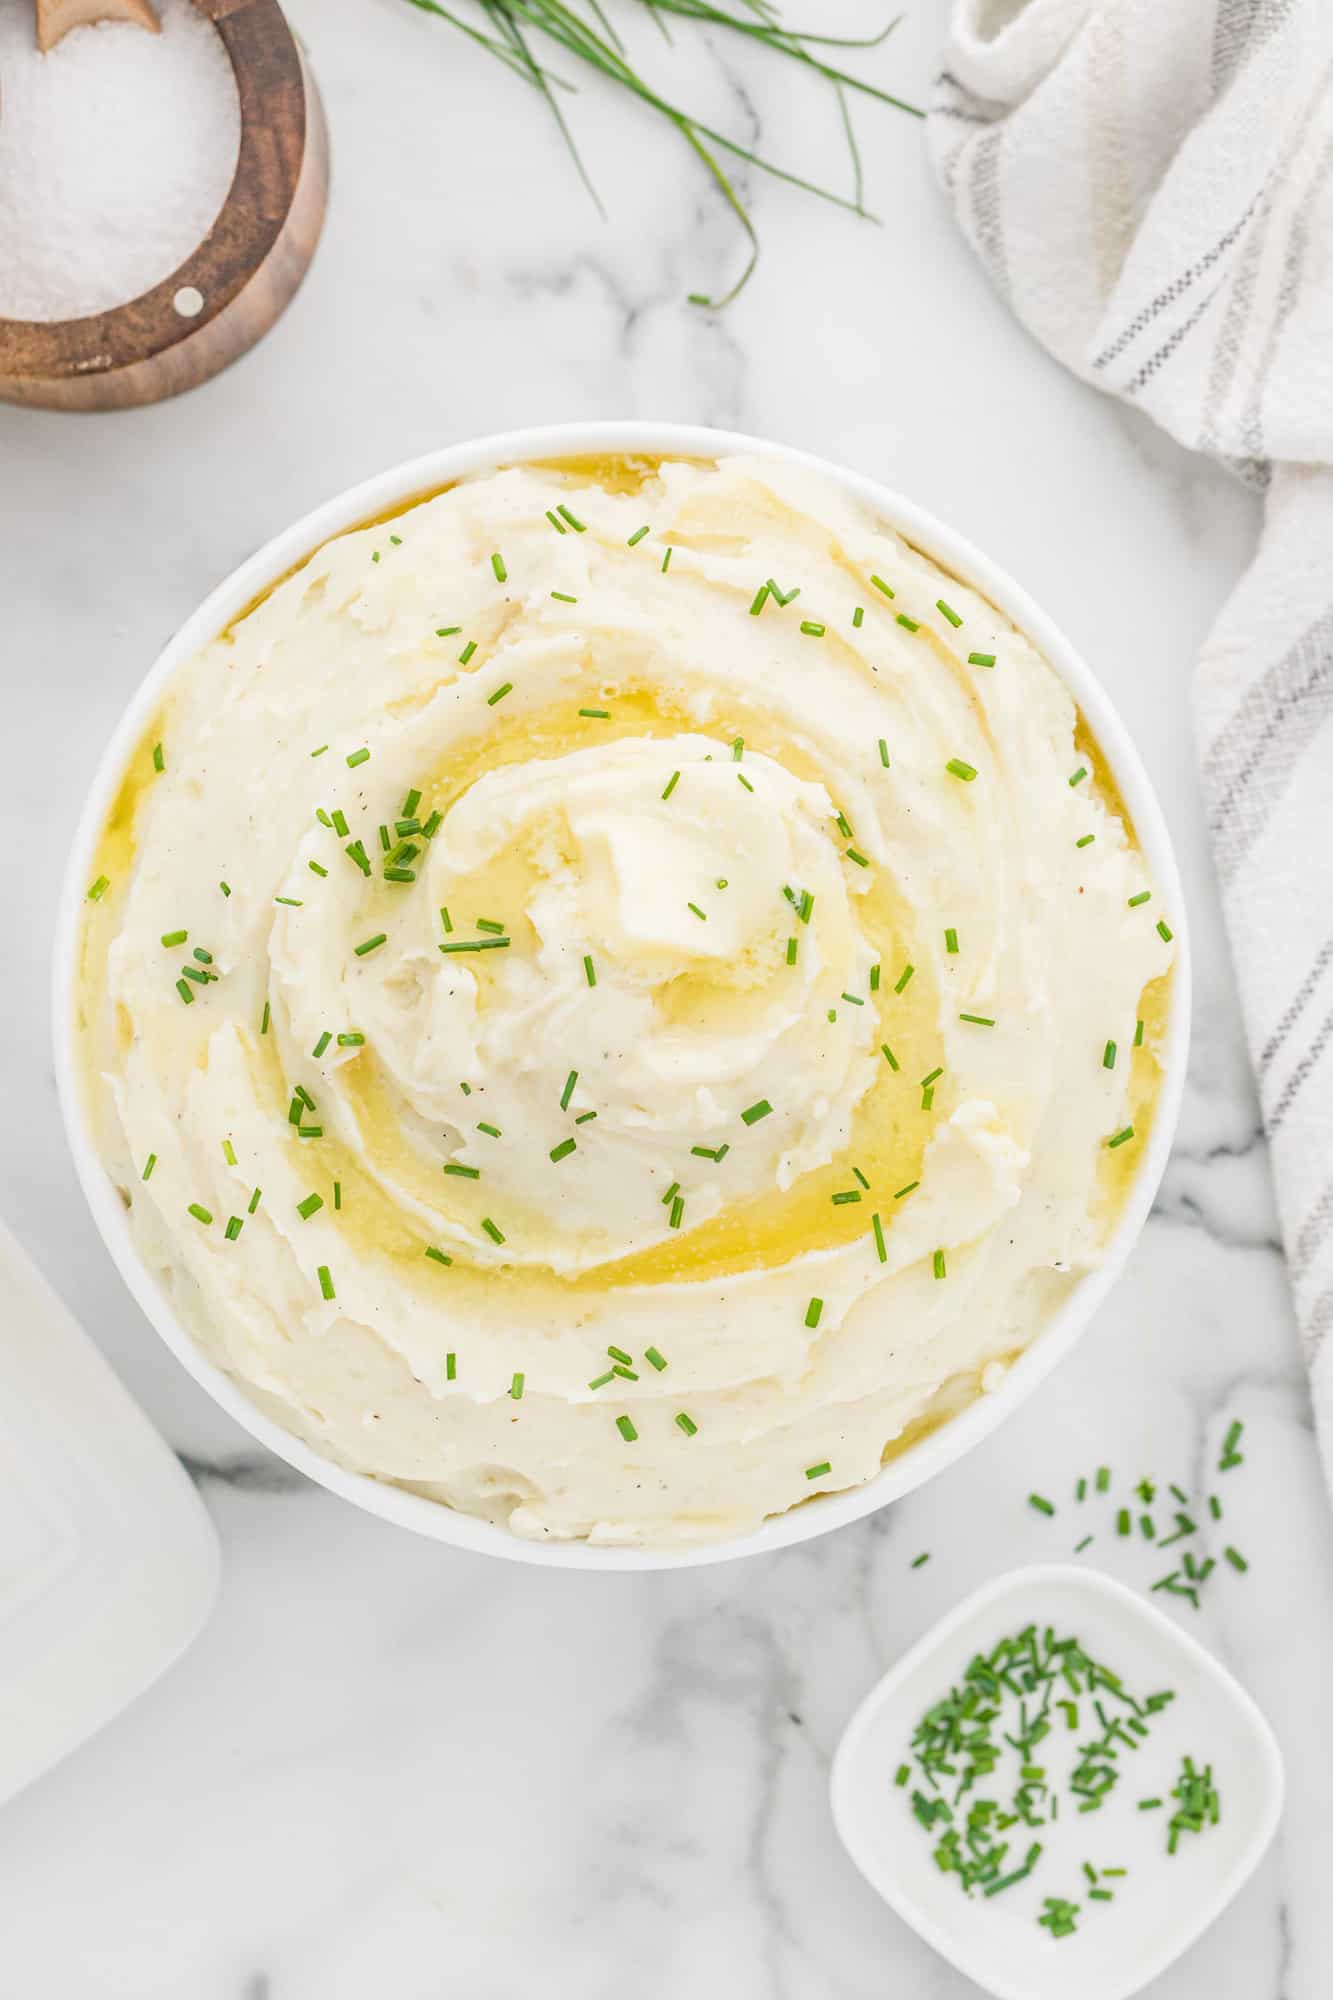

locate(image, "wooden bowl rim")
(0, 0), (308, 374)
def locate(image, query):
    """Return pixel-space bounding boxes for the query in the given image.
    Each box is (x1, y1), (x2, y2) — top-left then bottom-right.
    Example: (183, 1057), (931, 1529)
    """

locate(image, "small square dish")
(829, 1563), (1283, 2000)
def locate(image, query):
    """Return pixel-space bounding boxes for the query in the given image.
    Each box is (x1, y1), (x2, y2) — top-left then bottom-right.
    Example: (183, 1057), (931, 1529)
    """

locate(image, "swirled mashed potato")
(77, 454), (1173, 1546)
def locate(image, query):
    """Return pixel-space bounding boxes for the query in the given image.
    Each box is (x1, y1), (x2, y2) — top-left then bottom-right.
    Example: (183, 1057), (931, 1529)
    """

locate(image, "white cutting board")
(0, 1218), (218, 1806)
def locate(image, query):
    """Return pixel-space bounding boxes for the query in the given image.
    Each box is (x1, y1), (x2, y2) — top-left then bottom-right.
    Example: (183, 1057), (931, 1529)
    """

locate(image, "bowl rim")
(52, 419), (1191, 1571)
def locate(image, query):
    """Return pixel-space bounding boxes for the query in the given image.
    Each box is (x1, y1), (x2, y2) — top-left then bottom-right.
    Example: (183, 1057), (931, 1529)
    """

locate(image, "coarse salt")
(0, 0), (240, 323)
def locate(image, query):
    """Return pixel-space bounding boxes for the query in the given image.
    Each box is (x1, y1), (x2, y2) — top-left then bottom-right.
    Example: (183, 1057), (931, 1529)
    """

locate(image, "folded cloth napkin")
(926, 0), (1333, 1476)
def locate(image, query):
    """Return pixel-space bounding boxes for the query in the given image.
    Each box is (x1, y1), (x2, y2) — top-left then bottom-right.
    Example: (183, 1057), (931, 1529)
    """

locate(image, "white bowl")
(829, 1564), (1283, 2000)
(53, 422), (1190, 1570)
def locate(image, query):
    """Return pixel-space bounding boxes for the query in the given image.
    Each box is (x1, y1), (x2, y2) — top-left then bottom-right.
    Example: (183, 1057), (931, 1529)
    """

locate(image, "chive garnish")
(959, 1012), (996, 1027)
(675, 1412), (698, 1436)
(560, 1069), (578, 1111)
(296, 1193), (323, 1220)
(142, 1153), (157, 1181)
(476, 1122), (502, 1139)
(222, 1138), (237, 1167)
(161, 929), (188, 948)
(805, 1461), (831, 1480)
(894, 1181), (918, 1200)
(346, 747), (370, 768)
(481, 1218), (505, 1244)
(510, 1372), (525, 1399)
(870, 574), (895, 601)
(187, 1203), (212, 1225)
(175, 979), (194, 1005)
(443, 1162), (480, 1179)
(946, 758), (977, 782)
(662, 770), (680, 800)
(549, 1137), (577, 1163)
(87, 875), (110, 902)
(881, 1043), (899, 1070)
(1076, 833), (1095, 848)
(224, 1216), (243, 1241)
(748, 583), (769, 615)
(1107, 1126), (1135, 1149)
(1128, 891), (1152, 908)
(248, 1187), (262, 1213)
(1157, 919), (1174, 942)
(424, 1247), (452, 1267)
(687, 902), (707, 921)
(354, 933), (387, 957)
(616, 1414), (638, 1443)
(579, 707), (611, 719)
(894, 964), (915, 994)
(1029, 1493), (1055, 1517)
(805, 1298), (823, 1329)
(459, 640), (477, 665)
(439, 937), (511, 954)
(487, 682), (513, 706)
(583, 954), (597, 987)
(669, 1195), (684, 1229)
(872, 1212), (887, 1262)
(741, 1099), (772, 1126)
(557, 504), (586, 532)
(896, 613), (919, 631)
(546, 509), (566, 534)
(799, 620), (826, 637)
(337, 1032), (365, 1047)
(491, 552), (508, 582)
(152, 741), (165, 772)
(968, 651), (996, 667)
(944, 927), (958, 953)
(627, 525), (650, 546)
(317, 1265), (336, 1301)
(644, 1347), (667, 1372)
(937, 598), (962, 627)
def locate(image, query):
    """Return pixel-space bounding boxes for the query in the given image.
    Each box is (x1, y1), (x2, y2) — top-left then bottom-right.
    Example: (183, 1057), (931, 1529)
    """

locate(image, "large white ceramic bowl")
(54, 422), (1190, 1570)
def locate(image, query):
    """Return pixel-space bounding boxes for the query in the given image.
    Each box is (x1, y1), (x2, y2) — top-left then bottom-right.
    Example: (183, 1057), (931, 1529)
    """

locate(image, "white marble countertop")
(2, 2), (1330, 1994)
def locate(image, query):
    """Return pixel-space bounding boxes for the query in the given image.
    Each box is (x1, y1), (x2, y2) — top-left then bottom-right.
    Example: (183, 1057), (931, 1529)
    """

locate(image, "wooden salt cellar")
(0, 0), (329, 412)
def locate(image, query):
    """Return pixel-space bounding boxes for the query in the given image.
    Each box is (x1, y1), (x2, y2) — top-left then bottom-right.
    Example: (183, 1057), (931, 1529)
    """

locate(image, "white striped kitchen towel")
(926, 0), (1333, 1480)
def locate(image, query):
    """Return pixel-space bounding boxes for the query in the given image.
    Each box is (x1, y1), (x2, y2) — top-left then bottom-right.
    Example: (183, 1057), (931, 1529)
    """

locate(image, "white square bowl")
(829, 1563), (1283, 2000)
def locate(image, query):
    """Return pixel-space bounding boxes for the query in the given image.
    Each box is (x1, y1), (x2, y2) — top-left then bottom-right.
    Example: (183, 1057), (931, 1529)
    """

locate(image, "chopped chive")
(560, 1070), (578, 1111)
(546, 509), (566, 534)
(588, 1370), (614, 1390)
(557, 504), (586, 532)
(436, 625), (462, 637)
(748, 583), (769, 615)
(615, 1413), (638, 1442)
(459, 641), (477, 666)
(869, 963), (881, 992)
(443, 1163), (480, 1180)
(911, 1552), (930, 1569)
(946, 758), (977, 782)
(481, 1217), (505, 1244)
(491, 552), (507, 582)
(627, 525), (650, 546)
(959, 1012), (996, 1027)
(690, 1143), (729, 1161)
(870, 574), (895, 601)
(737, 772), (755, 793)
(968, 651), (996, 667)
(219, 880), (231, 897)
(579, 707), (611, 719)
(1076, 833), (1095, 848)
(248, 1187), (262, 1213)
(1069, 766), (1088, 788)
(1028, 1493), (1056, 1517)
(687, 902), (707, 921)
(894, 964), (915, 994)
(1135, 1019), (1145, 1046)
(549, 1137), (577, 1163)
(1157, 920), (1174, 942)
(845, 846), (870, 867)
(675, 1412), (698, 1436)
(296, 1193), (323, 1220)
(1097, 1465), (1111, 1492)
(354, 933), (387, 957)
(310, 746), (328, 759)
(662, 769), (680, 800)
(583, 954), (597, 987)
(894, 1181), (919, 1199)
(175, 978), (194, 1005)
(932, 1248), (947, 1280)
(333, 1181), (342, 1211)
(805, 1461), (831, 1481)
(161, 929), (188, 948)
(487, 682), (513, 706)
(1224, 1546), (1248, 1573)
(799, 620), (826, 637)
(741, 1099), (772, 1126)
(317, 1265), (336, 1301)
(274, 896), (303, 909)
(424, 1246), (453, 1268)
(439, 937), (511, 954)
(786, 937), (798, 965)
(152, 741), (165, 772)
(476, 918), (506, 935)
(224, 1216), (243, 1241)
(383, 867), (416, 883)
(187, 1203), (212, 1225)
(337, 1032), (364, 1047)
(804, 1298), (824, 1329)
(308, 859), (329, 878)
(944, 927), (958, 953)
(575, 1111), (597, 1125)
(937, 598), (963, 627)
(853, 606), (865, 627)
(1128, 891), (1152, 908)
(141, 1153), (157, 1181)
(1103, 1040), (1117, 1069)
(881, 1043), (899, 1070)
(1107, 1126), (1135, 1149)
(896, 613), (919, 631)
(86, 875), (110, 902)
(660, 547), (673, 572)
(222, 1138), (237, 1167)
(872, 1212), (887, 1261)
(551, 590), (577, 604)
(510, 1372), (525, 1400)
(346, 747), (370, 769)
(644, 1347), (667, 1372)
(669, 1195), (684, 1229)
(476, 1122), (502, 1138)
